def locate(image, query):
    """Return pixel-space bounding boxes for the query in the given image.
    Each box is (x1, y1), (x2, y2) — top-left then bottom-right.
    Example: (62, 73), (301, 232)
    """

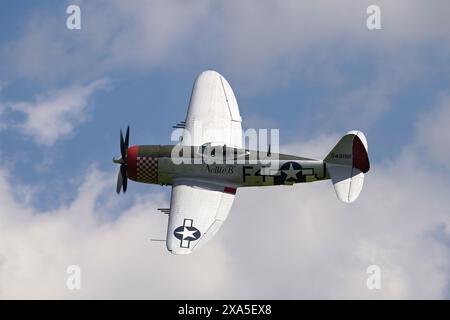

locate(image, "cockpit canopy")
(197, 142), (249, 161)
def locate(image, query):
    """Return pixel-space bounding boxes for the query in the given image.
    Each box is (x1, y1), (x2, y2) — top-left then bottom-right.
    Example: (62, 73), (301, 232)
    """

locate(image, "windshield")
(197, 143), (249, 160)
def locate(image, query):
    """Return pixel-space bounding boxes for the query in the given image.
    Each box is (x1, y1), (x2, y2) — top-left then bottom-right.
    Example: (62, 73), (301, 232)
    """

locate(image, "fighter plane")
(113, 70), (370, 255)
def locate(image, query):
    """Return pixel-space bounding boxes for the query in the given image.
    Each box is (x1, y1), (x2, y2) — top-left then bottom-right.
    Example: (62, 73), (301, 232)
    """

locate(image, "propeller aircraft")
(113, 70), (370, 255)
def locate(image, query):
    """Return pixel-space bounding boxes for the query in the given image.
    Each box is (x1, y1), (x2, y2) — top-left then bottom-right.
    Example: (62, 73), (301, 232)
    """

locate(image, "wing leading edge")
(182, 70), (242, 148)
(166, 71), (240, 254)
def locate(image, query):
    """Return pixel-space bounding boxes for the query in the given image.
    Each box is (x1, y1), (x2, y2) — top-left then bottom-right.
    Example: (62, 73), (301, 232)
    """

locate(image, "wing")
(182, 70), (243, 148)
(166, 179), (236, 255)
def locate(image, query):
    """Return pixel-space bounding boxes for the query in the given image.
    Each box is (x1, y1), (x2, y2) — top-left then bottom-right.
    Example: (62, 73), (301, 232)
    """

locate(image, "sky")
(0, 0), (450, 299)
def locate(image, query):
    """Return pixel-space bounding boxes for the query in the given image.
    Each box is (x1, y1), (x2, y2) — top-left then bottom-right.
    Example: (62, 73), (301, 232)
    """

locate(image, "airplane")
(113, 70), (370, 255)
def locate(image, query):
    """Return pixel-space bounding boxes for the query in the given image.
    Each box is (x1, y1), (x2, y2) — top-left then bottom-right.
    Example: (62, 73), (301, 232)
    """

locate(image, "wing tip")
(168, 248), (193, 255)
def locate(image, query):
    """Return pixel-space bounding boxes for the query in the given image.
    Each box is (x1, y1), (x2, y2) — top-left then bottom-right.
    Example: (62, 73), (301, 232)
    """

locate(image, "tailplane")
(324, 131), (370, 203)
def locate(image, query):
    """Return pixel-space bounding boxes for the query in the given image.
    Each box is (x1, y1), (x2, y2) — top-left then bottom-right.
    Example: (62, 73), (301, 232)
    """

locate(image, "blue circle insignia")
(274, 161), (304, 185)
(174, 225), (201, 241)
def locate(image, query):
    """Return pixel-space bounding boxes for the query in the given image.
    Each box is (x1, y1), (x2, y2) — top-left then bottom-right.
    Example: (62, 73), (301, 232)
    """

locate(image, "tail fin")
(324, 131), (370, 203)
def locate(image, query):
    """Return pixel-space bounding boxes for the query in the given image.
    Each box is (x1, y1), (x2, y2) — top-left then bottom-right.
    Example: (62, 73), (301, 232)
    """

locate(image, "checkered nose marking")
(136, 156), (158, 184)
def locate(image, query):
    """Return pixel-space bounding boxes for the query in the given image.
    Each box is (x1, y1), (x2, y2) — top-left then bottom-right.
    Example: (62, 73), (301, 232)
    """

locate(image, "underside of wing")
(166, 179), (236, 255)
(182, 70), (242, 148)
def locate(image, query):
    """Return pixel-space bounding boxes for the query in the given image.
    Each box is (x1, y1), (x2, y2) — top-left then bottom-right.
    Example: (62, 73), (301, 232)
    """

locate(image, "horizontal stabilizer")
(325, 131), (370, 203)
(327, 164), (365, 203)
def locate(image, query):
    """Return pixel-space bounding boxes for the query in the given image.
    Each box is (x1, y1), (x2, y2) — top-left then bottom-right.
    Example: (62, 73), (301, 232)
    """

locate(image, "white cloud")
(282, 133), (340, 160)
(0, 166), (240, 299)
(0, 82), (7, 129)
(0, 0), (449, 299)
(4, 0), (450, 84)
(228, 152), (450, 298)
(5, 79), (109, 146)
(414, 94), (450, 170)
(3, 0), (448, 131)
(0, 122), (449, 299)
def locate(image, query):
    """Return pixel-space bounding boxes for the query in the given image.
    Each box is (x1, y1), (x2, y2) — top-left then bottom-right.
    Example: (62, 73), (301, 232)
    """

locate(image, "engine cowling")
(126, 145), (159, 184)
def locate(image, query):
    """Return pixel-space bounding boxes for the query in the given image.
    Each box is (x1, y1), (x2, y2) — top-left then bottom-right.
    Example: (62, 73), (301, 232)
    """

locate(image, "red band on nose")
(127, 146), (139, 180)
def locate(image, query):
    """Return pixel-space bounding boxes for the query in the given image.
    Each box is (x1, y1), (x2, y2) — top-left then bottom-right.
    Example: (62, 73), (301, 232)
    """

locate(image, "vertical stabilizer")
(324, 131), (370, 203)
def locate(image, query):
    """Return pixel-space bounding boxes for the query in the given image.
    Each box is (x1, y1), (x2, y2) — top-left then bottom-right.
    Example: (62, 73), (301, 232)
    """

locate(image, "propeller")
(113, 126), (130, 194)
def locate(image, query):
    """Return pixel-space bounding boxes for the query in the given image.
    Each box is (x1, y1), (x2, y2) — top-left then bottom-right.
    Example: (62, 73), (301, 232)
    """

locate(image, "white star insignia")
(283, 163), (300, 180)
(176, 227), (197, 240)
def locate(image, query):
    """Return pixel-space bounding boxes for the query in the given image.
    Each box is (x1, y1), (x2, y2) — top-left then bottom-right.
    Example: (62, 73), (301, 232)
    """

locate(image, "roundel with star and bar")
(274, 161), (305, 185)
(173, 219), (201, 248)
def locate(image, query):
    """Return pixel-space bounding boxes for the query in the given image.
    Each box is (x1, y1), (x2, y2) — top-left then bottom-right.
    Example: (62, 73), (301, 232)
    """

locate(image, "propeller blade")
(116, 168), (123, 194)
(115, 126), (130, 194)
(120, 129), (126, 159)
(121, 165), (128, 193)
(124, 126), (130, 151)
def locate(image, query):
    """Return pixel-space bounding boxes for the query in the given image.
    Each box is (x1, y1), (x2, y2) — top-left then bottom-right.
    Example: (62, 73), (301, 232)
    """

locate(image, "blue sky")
(1, 1), (446, 209)
(1, 1), (450, 298)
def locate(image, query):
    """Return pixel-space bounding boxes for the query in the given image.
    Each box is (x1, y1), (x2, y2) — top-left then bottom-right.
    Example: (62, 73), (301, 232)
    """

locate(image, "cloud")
(282, 133), (340, 160)
(0, 166), (240, 299)
(0, 116), (449, 299)
(4, 79), (109, 146)
(4, 1), (450, 83)
(1, 0), (211, 81)
(3, 0), (448, 133)
(0, 83), (7, 129)
(0, 0), (449, 299)
(414, 94), (450, 171)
